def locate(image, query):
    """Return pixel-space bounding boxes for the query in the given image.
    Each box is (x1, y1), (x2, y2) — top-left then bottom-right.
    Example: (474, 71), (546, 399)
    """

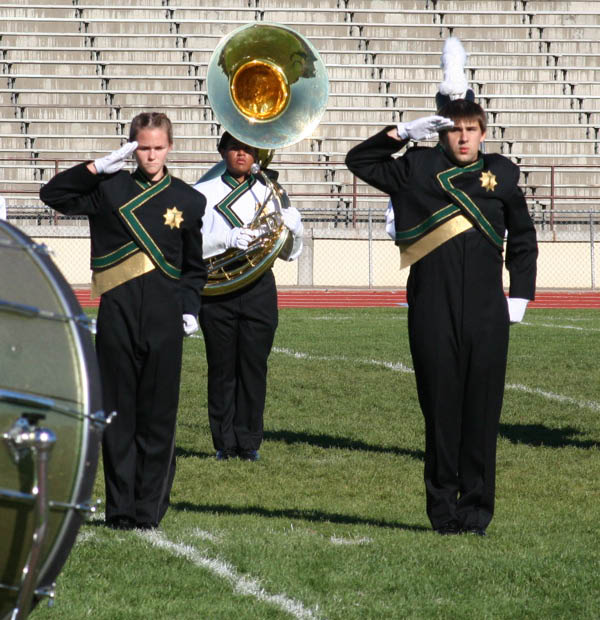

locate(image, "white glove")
(281, 207), (303, 236)
(225, 227), (258, 250)
(93, 141), (138, 174)
(396, 115), (454, 141)
(507, 297), (529, 324)
(182, 314), (198, 336)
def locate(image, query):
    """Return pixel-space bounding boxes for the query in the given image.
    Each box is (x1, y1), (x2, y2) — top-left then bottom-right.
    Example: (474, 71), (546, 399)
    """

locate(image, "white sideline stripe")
(522, 321), (600, 332)
(272, 347), (600, 413)
(138, 530), (322, 620)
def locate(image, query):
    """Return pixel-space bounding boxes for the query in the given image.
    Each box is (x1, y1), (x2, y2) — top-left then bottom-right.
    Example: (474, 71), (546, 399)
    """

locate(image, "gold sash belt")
(399, 214), (473, 269)
(91, 251), (155, 298)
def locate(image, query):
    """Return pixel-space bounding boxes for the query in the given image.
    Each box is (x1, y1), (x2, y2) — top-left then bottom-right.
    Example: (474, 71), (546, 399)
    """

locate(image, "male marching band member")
(40, 112), (207, 530)
(193, 132), (303, 462)
(346, 38), (537, 536)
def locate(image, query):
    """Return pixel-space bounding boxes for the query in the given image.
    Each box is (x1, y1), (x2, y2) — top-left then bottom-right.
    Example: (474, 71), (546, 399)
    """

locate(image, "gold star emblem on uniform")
(480, 170), (498, 192)
(163, 206), (184, 229)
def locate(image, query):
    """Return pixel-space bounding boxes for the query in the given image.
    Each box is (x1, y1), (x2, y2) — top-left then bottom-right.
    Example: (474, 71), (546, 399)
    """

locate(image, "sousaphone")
(200, 22), (329, 295)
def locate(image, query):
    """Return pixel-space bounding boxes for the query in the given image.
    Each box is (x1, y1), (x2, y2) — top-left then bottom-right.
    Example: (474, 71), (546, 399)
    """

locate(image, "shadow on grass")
(176, 446), (214, 459)
(171, 501), (430, 533)
(499, 423), (600, 449)
(264, 429), (424, 460)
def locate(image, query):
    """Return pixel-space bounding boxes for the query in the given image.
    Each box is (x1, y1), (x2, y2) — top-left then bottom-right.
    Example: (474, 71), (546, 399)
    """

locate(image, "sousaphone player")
(193, 23), (328, 461)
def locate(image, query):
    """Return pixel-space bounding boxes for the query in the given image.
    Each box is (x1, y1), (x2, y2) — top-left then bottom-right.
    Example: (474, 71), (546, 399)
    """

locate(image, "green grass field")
(32, 307), (599, 619)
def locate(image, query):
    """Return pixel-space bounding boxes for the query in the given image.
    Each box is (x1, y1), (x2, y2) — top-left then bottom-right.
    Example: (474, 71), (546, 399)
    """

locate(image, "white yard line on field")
(138, 529), (323, 620)
(505, 383), (600, 412)
(272, 347), (600, 413)
(330, 535), (373, 545)
(522, 321), (600, 332)
(272, 347), (414, 374)
(189, 527), (221, 543)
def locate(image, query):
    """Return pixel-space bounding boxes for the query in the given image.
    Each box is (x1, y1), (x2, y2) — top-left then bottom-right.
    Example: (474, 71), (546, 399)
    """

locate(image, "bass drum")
(0, 221), (104, 619)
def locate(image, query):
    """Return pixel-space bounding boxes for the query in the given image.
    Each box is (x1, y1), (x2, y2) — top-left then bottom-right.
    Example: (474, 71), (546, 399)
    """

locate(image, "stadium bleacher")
(1, 0), (599, 218)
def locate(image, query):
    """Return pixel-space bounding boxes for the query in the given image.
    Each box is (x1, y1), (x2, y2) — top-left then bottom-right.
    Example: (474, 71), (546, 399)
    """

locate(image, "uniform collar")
(132, 166), (170, 189)
(222, 170), (257, 189)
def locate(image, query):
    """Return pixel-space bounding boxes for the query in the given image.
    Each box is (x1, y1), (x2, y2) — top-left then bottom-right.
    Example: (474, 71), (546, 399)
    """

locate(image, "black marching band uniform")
(193, 169), (303, 460)
(40, 163), (206, 528)
(346, 127), (537, 533)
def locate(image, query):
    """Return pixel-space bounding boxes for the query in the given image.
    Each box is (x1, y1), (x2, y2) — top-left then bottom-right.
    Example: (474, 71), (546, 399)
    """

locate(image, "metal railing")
(3, 157), (600, 215)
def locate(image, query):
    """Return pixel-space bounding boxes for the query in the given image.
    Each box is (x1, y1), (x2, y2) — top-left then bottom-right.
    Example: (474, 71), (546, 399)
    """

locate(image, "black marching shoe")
(136, 522), (157, 530)
(216, 449), (237, 461)
(105, 516), (137, 531)
(238, 449), (260, 462)
(434, 520), (461, 536)
(461, 526), (487, 537)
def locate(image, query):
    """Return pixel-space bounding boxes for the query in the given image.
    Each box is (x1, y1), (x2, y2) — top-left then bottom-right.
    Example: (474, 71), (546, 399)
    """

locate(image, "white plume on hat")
(438, 36), (469, 100)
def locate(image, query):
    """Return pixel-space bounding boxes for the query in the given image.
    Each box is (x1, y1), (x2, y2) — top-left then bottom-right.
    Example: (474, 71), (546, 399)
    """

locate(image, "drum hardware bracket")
(88, 409), (115, 430)
(1, 391), (112, 427)
(0, 298), (70, 322)
(2, 413), (47, 465)
(28, 241), (54, 256)
(0, 488), (35, 504)
(0, 299), (96, 335)
(0, 238), (53, 257)
(0, 582), (55, 604)
(49, 498), (100, 516)
(36, 584), (56, 607)
(10, 424), (56, 620)
(75, 312), (97, 334)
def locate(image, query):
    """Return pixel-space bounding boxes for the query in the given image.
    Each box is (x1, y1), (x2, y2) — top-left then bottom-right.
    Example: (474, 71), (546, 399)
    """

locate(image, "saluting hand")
(92, 141), (138, 175)
(396, 116), (454, 141)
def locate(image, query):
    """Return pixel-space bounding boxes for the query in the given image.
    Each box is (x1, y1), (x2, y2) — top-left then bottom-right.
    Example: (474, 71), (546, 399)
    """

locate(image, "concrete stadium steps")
(2, 0), (600, 211)
(358, 37), (600, 55)
(2, 60), (199, 78)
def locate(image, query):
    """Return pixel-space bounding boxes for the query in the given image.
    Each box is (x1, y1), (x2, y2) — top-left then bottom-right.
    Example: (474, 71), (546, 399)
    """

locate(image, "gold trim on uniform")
(163, 206), (184, 229)
(480, 170), (498, 192)
(91, 251), (156, 298)
(399, 214), (473, 269)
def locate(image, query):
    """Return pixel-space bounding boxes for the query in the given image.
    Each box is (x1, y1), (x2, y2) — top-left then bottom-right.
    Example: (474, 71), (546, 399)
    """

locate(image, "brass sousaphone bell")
(201, 22), (329, 295)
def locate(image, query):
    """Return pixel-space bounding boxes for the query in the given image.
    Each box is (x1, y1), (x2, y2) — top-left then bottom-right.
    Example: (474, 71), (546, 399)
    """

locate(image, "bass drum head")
(0, 221), (103, 618)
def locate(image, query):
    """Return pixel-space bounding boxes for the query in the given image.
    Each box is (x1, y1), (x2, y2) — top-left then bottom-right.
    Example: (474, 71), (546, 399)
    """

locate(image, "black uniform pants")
(96, 270), (183, 526)
(199, 270), (278, 452)
(407, 231), (510, 531)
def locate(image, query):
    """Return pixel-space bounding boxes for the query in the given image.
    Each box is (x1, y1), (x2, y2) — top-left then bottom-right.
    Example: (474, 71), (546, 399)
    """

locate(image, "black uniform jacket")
(40, 162), (207, 314)
(345, 127), (537, 299)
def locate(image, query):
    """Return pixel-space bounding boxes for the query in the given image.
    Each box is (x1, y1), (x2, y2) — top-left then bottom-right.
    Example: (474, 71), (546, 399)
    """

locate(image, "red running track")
(74, 289), (600, 309)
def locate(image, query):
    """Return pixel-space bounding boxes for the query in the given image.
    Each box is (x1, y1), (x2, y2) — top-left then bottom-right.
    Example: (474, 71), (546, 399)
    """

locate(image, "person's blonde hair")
(129, 112), (173, 144)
